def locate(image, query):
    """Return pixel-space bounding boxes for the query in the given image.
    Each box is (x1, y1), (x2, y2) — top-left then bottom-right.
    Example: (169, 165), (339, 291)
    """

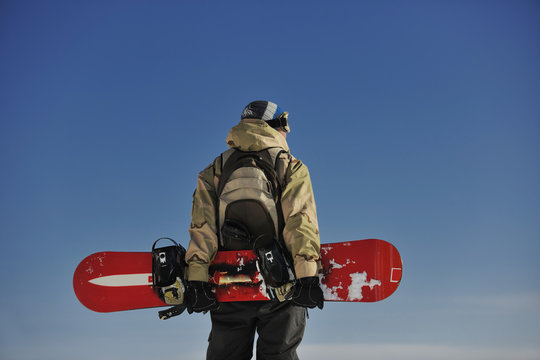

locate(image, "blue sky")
(1, 1), (539, 359)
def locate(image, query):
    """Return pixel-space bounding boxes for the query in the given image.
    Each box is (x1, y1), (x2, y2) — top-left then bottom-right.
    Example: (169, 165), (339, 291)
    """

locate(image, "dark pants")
(206, 301), (306, 360)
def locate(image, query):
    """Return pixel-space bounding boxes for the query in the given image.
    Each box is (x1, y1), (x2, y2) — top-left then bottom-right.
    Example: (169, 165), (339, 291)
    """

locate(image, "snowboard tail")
(73, 239), (403, 313)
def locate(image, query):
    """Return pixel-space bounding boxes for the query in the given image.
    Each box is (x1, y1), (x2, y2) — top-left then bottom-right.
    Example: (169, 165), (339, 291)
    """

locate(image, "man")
(185, 100), (324, 360)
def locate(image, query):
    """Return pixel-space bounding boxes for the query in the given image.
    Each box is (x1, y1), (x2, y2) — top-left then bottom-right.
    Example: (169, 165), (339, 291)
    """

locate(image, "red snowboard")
(73, 239), (402, 313)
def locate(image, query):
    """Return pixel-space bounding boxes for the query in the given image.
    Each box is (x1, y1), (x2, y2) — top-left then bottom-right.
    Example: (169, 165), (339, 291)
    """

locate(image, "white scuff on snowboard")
(320, 271), (381, 301)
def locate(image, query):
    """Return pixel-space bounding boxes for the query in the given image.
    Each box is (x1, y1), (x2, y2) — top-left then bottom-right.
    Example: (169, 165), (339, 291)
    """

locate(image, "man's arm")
(280, 157), (321, 279)
(186, 162), (219, 282)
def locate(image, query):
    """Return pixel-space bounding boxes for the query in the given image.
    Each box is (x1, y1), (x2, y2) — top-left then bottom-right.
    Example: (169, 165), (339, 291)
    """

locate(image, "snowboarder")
(185, 100), (324, 359)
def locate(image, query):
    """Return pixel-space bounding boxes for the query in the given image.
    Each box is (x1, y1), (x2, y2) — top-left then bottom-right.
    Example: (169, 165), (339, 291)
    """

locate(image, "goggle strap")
(266, 117), (288, 129)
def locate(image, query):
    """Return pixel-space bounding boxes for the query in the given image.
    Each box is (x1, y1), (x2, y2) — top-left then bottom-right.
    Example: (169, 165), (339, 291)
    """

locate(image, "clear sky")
(1, 1), (539, 359)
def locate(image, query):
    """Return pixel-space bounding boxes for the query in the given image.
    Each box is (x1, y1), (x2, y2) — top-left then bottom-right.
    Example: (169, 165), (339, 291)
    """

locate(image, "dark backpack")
(216, 147), (294, 288)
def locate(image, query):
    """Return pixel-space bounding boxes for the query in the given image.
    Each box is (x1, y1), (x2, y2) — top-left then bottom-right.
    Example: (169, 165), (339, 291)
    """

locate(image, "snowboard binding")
(151, 237), (187, 319)
(253, 234), (293, 288)
(221, 218), (295, 298)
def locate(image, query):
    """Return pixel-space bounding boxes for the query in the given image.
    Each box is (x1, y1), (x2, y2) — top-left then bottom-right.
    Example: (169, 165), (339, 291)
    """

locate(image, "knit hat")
(241, 100), (290, 132)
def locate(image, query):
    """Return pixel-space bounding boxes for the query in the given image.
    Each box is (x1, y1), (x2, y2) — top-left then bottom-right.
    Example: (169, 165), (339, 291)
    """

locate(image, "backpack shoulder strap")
(266, 147), (292, 192)
(220, 148), (235, 172)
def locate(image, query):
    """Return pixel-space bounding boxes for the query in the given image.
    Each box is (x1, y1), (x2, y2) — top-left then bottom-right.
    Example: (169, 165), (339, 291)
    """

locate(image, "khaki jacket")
(186, 119), (321, 281)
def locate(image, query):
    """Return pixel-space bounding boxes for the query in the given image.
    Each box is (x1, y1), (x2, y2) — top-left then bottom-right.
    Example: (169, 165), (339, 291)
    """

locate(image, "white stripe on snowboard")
(88, 273), (153, 287)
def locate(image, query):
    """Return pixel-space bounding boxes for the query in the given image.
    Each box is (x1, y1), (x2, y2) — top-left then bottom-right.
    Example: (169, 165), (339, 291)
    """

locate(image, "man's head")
(241, 100), (290, 134)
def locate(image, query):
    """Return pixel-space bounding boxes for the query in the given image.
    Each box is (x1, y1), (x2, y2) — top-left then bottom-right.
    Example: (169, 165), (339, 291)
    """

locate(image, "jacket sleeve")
(185, 161), (219, 282)
(280, 157), (321, 278)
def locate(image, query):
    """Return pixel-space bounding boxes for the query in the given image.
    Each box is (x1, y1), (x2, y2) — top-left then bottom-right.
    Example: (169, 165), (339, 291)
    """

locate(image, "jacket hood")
(226, 119), (290, 152)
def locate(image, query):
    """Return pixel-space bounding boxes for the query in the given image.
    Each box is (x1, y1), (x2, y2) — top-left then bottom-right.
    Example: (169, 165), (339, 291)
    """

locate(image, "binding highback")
(151, 238), (187, 304)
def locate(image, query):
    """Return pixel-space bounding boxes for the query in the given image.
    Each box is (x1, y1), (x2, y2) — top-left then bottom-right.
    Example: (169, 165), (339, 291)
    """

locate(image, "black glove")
(291, 276), (324, 309)
(185, 281), (219, 314)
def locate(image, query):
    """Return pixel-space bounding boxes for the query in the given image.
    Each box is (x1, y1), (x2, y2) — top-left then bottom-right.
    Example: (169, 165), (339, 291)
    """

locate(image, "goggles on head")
(265, 111), (290, 133)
